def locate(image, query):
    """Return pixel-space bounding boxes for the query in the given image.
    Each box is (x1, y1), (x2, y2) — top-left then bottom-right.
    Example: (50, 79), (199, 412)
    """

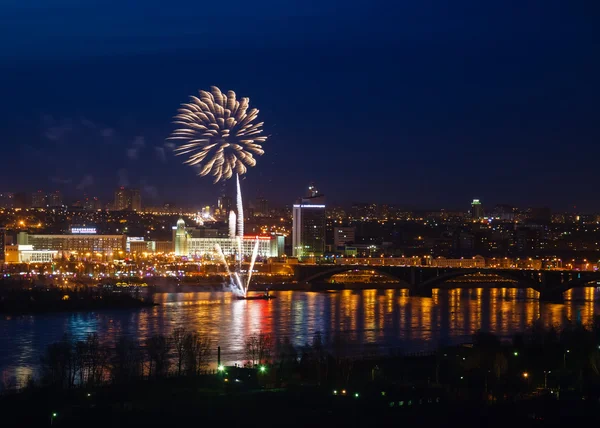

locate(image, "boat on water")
(235, 292), (277, 300)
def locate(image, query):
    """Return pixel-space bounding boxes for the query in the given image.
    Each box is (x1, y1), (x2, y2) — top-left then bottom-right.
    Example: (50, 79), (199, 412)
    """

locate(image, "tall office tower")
(471, 199), (484, 219)
(0, 193), (14, 209)
(255, 198), (269, 217)
(114, 187), (142, 211)
(84, 197), (102, 211)
(32, 190), (46, 208)
(218, 196), (232, 216)
(114, 187), (129, 211)
(130, 188), (141, 211)
(48, 191), (63, 207)
(292, 184), (326, 259)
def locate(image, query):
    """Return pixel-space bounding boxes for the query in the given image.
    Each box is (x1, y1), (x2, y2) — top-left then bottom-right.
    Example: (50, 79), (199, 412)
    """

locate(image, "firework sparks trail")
(246, 238), (260, 292)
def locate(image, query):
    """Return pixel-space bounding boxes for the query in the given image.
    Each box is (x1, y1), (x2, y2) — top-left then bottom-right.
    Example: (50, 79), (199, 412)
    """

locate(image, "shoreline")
(0, 291), (157, 316)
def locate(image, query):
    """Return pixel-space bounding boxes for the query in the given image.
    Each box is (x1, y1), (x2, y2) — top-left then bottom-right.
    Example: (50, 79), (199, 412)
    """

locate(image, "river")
(1, 286), (600, 387)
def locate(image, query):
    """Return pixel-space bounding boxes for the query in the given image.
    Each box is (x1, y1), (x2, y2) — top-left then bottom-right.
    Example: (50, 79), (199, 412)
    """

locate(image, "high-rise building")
(292, 185), (326, 259)
(131, 189), (141, 211)
(32, 190), (46, 208)
(0, 227), (5, 262)
(48, 191), (63, 207)
(114, 187), (142, 211)
(84, 197), (102, 211)
(0, 193), (14, 209)
(471, 199), (484, 219)
(114, 188), (128, 210)
(255, 198), (269, 217)
(217, 196), (232, 215)
(333, 226), (356, 251)
(13, 193), (28, 209)
(490, 204), (515, 221)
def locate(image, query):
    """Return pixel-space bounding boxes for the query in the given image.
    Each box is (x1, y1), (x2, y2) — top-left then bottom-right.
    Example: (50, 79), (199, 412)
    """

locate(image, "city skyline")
(0, 187), (591, 215)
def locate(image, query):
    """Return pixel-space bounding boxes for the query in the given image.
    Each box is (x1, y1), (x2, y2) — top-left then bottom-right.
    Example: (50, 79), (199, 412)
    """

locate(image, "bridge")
(291, 264), (600, 303)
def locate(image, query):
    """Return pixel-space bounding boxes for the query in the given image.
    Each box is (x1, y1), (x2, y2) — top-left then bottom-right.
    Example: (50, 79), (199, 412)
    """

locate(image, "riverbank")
(0, 289), (156, 315)
(4, 322), (600, 426)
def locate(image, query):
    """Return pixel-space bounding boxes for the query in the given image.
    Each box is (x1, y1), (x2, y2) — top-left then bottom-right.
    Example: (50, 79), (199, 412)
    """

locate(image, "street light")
(544, 370), (551, 389)
(522, 372), (529, 379)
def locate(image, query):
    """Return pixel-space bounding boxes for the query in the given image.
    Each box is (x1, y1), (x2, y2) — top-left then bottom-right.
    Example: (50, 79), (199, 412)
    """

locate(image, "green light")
(52, 413), (58, 418)
(259, 365), (266, 373)
(514, 351), (519, 356)
(354, 393), (359, 398)
(333, 390), (338, 395)
(218, 364), (225, 372)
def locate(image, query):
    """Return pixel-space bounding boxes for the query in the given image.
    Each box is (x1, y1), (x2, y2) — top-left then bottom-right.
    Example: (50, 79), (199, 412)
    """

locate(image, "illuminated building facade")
(18, 232), (126, 255)
(171, 218), (282, 258)
(471, 199), (484, 219)
(4, 245), (58, 264)
(333, 226), (355, 252)
(114, 187), (142, 211)
(48, 191), (63, 207)
(174, 218), (189, 256)
(292, 189), (326, 259)
(187, 236), (280, 258)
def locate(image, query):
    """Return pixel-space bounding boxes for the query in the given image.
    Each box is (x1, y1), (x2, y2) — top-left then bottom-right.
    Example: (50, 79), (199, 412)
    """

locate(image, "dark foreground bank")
(2, 376), (599, 427)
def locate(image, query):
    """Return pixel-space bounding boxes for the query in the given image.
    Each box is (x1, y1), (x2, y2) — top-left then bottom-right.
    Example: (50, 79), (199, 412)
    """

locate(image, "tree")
(312, 331), (327, 384)
(182, 332), (211, 375)
(40, 336), (75, 390)
(74, 333), (109, 387)
(171, 327), (187, 376)
(145, 335), (171, 378)
(245, 333), (273, 367)
(111, 336), (142, 383)
(276, 336), (297, 381)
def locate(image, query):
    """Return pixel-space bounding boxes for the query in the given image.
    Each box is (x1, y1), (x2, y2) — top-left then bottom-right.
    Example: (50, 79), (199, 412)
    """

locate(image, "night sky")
(1, 1), (598, 211)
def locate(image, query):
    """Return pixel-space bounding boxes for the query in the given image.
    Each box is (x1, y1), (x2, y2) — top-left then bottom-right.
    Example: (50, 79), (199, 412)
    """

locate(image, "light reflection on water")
(2, 286), (600, 387)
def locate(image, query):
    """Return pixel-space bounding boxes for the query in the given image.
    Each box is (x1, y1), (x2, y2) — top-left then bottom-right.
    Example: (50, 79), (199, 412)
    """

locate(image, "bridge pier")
(539, 289), (564, 304)
(410, 286), (432, 298)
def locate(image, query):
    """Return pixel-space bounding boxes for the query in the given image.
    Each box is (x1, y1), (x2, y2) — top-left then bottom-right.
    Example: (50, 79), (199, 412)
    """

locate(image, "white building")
(172, 218), (283, 258)
(4, 245), (58, 263)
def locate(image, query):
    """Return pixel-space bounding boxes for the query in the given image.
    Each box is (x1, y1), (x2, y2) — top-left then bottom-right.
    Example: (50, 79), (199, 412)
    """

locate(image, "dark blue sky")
(1, 1), (599, 211)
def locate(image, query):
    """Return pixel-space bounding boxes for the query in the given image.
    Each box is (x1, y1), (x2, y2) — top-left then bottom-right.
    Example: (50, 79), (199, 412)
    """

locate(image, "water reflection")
(2, 286), (600, 387)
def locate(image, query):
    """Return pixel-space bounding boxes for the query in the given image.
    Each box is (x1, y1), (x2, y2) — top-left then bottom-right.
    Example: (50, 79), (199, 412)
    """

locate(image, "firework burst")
(168, 86), (267, 182)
